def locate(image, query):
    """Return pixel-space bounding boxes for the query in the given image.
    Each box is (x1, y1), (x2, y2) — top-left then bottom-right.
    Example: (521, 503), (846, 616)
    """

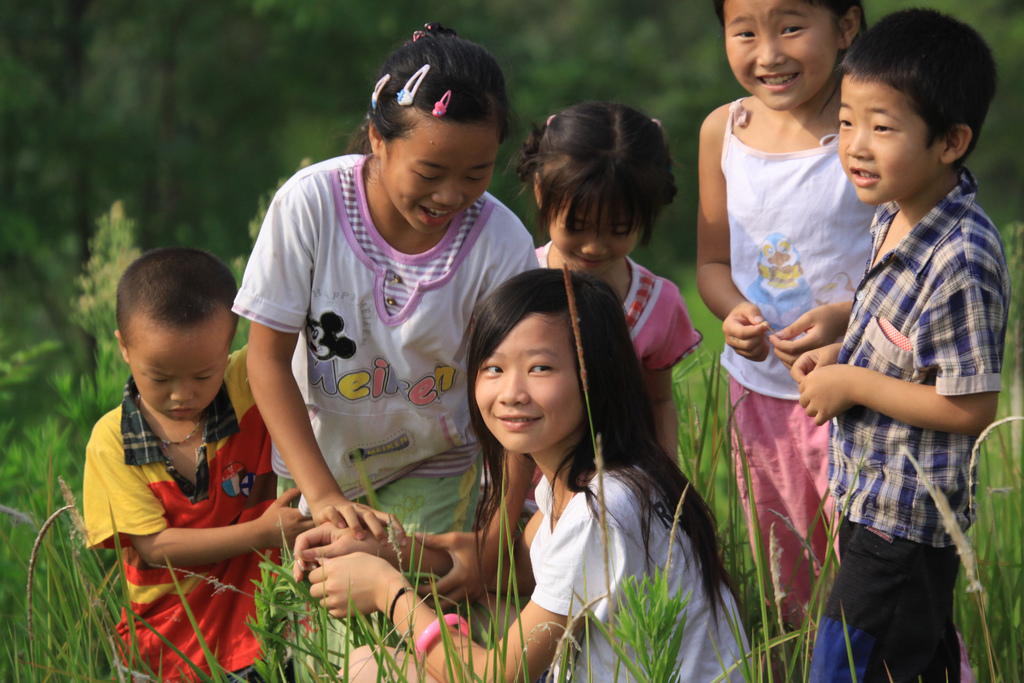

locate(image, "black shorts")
(810, 518), (961, 682)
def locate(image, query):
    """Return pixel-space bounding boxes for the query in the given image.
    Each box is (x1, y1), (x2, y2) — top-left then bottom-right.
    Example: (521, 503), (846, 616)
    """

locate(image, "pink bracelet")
(414, 613), (470, 657)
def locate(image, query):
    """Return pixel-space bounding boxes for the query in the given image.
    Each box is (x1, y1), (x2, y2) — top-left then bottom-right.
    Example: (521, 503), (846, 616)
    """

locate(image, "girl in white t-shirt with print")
(298, 269), (747, 683)
(234, 23), (536, 544)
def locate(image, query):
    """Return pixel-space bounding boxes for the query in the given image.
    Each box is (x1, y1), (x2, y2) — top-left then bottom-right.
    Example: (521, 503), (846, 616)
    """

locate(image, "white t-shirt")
(530, 473), (747, 681)
(233, 154), (537, 496)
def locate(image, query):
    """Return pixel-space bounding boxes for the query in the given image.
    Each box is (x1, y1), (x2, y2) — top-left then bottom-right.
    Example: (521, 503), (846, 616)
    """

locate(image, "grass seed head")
(562, 264), (589, 393)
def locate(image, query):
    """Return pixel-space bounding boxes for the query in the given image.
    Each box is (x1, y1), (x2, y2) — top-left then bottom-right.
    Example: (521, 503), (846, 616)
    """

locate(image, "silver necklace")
(135, 394), (204, 450)
(159, 418), (202, 450)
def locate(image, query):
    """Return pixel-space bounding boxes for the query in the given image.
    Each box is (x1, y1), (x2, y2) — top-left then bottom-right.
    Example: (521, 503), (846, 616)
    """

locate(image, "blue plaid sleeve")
(913, 226), (1009, 396)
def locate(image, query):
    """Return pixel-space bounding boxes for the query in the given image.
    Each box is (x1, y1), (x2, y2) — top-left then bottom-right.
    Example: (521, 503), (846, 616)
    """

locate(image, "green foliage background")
(0, 1), (1022, 678)
(2, 0), (1022, 413)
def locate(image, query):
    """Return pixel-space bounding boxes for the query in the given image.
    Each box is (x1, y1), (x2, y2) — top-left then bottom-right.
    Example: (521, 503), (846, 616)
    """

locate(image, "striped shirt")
(831, 168), (1010, 547)
(336, 162), (482, 479)
(339, 162), (478, 315)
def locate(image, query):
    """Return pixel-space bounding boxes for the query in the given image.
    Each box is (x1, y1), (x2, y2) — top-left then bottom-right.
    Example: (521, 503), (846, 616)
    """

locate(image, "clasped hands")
(724, 300), (857, 424)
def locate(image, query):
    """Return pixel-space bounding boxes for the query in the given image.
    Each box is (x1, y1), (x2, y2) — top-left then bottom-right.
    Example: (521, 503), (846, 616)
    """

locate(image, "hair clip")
(432, 90), (451, 117)
(651, 118), (662, 128)
(546, 114), (556, 127)
(412, 30), (426, 42)
(371, 74), (391, 110)
(423, 22), (456, 38)
(396, 64), (430, 107)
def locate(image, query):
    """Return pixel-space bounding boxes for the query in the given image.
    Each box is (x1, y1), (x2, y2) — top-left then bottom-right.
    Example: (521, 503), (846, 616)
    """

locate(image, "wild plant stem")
(593, 434), (613, 628)
(664, 482), (690, 577)
(561, 265), (612, 628)
(26, 505), (74, 646)
(905, 453), (982, 593)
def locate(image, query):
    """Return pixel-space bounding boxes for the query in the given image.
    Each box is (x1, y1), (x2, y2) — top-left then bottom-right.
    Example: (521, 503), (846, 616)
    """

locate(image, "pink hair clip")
(432, 90), (452, 117)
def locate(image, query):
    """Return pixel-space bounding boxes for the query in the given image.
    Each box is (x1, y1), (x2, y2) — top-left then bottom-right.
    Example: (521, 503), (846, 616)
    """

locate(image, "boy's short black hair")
(116, 247), (239, 343)
(840, 8), (996, 166)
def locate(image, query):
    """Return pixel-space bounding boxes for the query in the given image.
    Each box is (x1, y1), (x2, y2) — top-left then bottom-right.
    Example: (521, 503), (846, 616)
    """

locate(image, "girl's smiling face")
(475, 313), (585, 474)
(722, 0), (859, 115)
(367, 112), (499, 254)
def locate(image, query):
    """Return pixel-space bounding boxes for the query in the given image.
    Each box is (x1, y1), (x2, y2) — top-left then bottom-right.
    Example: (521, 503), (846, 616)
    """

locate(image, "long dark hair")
(351, 22), (511, 153)
(515, 101), (675, 247)
(470, 269), (735, 611)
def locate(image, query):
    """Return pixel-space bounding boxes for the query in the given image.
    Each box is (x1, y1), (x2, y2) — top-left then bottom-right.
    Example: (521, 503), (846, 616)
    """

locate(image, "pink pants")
(730, 378), (834, 624)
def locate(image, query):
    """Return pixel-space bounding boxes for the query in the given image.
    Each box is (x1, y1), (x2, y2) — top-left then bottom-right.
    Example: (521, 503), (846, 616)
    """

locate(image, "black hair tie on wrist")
(389, 585), (411, 625)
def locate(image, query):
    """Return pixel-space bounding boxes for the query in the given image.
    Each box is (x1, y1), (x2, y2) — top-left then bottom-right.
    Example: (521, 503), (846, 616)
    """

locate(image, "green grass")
(4, 346), (1020, 681)
(1, 212), (1021, 681)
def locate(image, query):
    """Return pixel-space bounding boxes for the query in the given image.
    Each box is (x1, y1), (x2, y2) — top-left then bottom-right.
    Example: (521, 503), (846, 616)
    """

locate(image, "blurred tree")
(0, 0), (96, 371)
(0, 0), (1021, 426)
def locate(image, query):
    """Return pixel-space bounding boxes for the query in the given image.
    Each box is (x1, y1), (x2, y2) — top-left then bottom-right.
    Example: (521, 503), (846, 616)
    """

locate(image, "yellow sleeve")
(223, 346), (256, 415)
(82, 407), (168, 548)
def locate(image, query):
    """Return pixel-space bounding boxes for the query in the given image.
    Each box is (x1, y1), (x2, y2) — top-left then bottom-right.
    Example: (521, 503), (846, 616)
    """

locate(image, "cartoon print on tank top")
(814, 271), (858, 306)
(744, 232), (815, 330)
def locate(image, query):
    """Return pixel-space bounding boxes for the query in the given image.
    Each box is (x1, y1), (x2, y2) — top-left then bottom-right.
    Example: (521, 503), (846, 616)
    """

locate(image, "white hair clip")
(396, 64), (430, 107)
(371, 74), (391, 109)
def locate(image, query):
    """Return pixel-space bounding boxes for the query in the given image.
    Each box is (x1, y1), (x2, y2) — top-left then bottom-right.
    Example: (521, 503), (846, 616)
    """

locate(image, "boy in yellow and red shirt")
(84, 247), (312, 682)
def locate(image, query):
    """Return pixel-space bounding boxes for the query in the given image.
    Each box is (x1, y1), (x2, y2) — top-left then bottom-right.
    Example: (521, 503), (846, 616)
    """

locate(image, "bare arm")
(310, 553), (568, 683)
(509, 509), (543, 593)
(416, 453), (537, 602)
(646, 367), (679, 457)
(696, 105), (772, 362)
(130, 488), (313, 567)
(246, 322), (390, 541)
(293, 522), (452, 580)
(793, 346), (999, 435)
(696, 105), (744, 321)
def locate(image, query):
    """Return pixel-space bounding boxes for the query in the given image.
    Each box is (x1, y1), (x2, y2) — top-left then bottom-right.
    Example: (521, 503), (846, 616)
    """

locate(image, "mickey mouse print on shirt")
(306, 311), (356, 361)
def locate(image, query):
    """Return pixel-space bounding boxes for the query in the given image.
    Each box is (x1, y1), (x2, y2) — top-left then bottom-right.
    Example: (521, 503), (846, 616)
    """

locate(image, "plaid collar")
(119, 376), (239, 502)
(872, 167), (977, 278)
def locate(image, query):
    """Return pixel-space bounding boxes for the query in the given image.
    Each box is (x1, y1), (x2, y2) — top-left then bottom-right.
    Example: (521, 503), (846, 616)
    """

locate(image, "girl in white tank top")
(695, 0), (874, 625)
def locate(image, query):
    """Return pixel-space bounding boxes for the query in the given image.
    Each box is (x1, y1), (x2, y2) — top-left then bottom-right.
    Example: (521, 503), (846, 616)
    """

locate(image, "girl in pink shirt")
(519, 101), (701, 457)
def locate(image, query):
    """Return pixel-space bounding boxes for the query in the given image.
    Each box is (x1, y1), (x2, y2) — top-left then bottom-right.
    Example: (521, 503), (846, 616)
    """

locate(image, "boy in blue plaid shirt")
(791, 9), (1008, 682)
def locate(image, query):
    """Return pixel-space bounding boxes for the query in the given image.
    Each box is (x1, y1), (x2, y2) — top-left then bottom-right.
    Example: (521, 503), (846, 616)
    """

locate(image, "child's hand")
(311, 492), (402, 545)
(259, 487), (315, 549)
(292, 522), (391, 581)
(770, 303), (851, 369)
(723, 302), (772, 361)
(796, 364), (856, 425)
(789, 342), (841, 383)
(415, 531), (485, 603)
(793, 344), (852, 425)
(307, 552), (402, 619)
